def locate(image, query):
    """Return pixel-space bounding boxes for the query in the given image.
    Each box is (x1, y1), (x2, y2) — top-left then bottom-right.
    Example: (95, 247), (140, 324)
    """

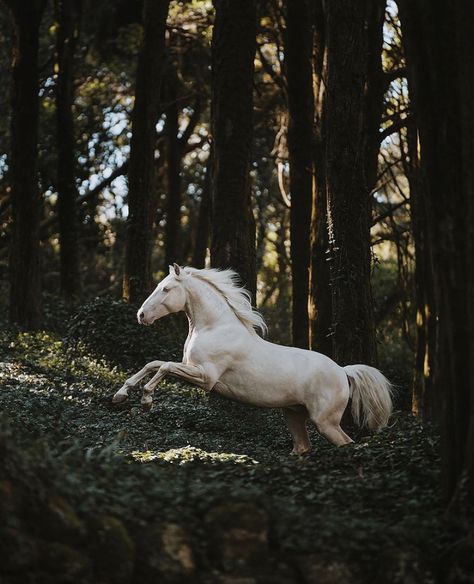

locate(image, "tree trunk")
(324, 0), (378, 365)
(285, 0), (314, 348)
(364, 0), (386, 196)
(123, 0), (170, 303)
(192, 153), (212, 269)
(164, 75), (181, 267)
(5, 0), (45, 330)
(309, 0), (332, 356)
(398, 0), (474, 507)
(406, 120), (437, 420)
(210, 0), (257, 298)
(55, 0), (81, 301)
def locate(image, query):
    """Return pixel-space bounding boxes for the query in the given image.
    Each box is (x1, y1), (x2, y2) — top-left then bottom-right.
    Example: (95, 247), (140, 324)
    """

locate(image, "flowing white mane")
(183, 267), (267, 336)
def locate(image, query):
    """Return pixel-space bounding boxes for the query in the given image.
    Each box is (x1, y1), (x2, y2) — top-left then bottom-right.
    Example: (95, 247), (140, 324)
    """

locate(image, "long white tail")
(344, 364), (393, 431)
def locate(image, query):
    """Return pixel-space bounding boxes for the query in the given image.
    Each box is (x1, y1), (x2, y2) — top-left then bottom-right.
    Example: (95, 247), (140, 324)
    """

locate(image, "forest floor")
(1, 317), (473, 584)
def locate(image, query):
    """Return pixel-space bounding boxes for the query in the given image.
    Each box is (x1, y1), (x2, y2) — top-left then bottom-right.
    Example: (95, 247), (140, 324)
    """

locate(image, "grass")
(0, 324), (472, 584)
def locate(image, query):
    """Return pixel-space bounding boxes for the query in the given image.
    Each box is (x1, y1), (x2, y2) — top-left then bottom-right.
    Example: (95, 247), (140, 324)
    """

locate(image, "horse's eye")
(162, 287), (169, 293)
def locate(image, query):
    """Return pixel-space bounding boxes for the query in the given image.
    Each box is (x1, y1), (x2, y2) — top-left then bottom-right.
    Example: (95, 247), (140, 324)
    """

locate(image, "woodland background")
(0, 1), (474, 583)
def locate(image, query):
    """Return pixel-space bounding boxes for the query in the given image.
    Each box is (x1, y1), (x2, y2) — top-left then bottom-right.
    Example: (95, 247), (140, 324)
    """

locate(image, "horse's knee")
(145, 361), (163, 373)
(159, 362), (171, 374)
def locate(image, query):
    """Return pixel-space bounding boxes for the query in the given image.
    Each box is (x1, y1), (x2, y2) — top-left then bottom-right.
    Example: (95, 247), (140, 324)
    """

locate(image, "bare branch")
(371, 200), (409, 226)
(277, 162), (291, 208)
(379, 116), (410, 142)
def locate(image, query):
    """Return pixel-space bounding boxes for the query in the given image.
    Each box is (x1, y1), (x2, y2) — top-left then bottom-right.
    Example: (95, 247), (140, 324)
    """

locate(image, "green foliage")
(0, 323), (473, 583)
(66, 297), (187, 372)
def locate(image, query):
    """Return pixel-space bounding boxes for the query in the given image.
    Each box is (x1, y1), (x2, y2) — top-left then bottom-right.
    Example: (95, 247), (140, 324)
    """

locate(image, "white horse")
(113, 264), (393, 455)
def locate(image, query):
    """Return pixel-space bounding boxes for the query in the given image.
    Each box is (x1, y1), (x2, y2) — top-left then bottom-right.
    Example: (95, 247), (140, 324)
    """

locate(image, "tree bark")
(164, 75), (181, 267)
(406, 120), (437, 420)
(324, 0), (378, 365)
(192, 153), (212, 269)
(285, 0), (314, 348)
(210, 0), (257, 298)
(5, 0), (45, 330)
(364, 0), (386, 196)
(309, 0), (332, 357)
(123, 0), (170, 303)
(55, 0), (81, 301)
(398, 0), (474, 506)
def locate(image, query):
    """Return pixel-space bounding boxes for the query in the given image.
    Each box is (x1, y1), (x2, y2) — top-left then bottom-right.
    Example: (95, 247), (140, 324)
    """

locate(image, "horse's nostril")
(139, 312), (145, 320)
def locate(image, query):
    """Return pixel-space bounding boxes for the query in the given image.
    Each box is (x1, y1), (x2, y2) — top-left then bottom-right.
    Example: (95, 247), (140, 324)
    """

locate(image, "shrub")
(66, 297), (187, 372)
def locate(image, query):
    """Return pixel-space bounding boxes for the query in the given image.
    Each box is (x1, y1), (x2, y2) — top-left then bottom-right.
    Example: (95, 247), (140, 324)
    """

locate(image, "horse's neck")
(184, 278), (239, 331)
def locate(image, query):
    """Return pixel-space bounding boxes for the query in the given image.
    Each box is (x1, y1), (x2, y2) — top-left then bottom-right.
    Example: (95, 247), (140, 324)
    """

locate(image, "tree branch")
(379, 115), (410, 142)
(371, 199), (409, 226)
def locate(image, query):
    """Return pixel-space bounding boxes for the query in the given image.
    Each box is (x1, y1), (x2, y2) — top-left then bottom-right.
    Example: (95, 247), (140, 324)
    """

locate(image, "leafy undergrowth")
(0, 326), (473, 584)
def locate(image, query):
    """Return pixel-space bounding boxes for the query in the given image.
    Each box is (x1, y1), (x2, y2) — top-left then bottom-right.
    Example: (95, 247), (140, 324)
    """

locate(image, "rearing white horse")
(113, 264), (393, 454)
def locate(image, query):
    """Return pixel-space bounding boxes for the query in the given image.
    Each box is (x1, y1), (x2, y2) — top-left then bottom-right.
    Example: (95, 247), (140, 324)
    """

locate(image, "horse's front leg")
(141, 362), (215, 411)
(112, 360), (166, 404)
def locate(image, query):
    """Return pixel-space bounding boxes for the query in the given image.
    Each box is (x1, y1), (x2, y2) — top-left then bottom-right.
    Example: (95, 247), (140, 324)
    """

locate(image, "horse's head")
(137, 263), (187, 325)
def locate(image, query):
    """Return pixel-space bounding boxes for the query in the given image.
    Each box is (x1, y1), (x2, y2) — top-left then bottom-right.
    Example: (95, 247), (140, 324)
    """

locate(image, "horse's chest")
(183, 332), (215, 364)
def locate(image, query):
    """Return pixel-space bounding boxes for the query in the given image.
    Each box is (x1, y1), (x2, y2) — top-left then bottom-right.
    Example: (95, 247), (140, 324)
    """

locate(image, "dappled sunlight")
(130, 445), (259, 466)
(1, 327), (126, 388)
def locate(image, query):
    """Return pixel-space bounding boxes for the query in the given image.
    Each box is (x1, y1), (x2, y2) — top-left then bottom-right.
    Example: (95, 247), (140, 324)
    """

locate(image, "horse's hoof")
(142, 401), (152, 412)
(290, 448), (311, 456)
(112, 393), (128, 404)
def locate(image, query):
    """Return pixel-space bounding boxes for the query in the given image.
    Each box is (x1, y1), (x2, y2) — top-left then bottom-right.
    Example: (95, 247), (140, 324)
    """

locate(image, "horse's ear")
(173, 263), (181, 276)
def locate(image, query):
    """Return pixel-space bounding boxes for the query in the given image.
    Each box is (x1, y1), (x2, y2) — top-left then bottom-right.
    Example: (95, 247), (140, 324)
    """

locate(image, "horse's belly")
(213, 371), (298, 408)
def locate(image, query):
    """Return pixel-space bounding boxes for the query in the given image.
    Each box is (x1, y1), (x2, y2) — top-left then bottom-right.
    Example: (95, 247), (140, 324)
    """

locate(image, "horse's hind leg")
(308, 401), (353, 447)
(283, 407), (312, 455)
(315, 419), (353, 446)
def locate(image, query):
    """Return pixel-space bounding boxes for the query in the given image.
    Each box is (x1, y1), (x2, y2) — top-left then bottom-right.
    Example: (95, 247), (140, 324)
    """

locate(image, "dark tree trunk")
(285, 0), (314, 348)
(55, 0), (81, 301)
(406, 120), (437, 420)
(364, 1), (386, 196)
(210, 0), (257, 298)
(324, 0), (378, 365)
(5, 0), (45, 330)
(123, 0), (170, 303)
(192, 153), (212, 269)
(309, 0), (332, 356)
(309, 151), (332, 357)
(398, 0), (474, 506)
(164, 76), (181, 267)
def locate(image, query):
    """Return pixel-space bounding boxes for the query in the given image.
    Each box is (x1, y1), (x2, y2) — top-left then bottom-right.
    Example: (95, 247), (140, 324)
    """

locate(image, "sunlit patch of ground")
(131, 446), (259, 465)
